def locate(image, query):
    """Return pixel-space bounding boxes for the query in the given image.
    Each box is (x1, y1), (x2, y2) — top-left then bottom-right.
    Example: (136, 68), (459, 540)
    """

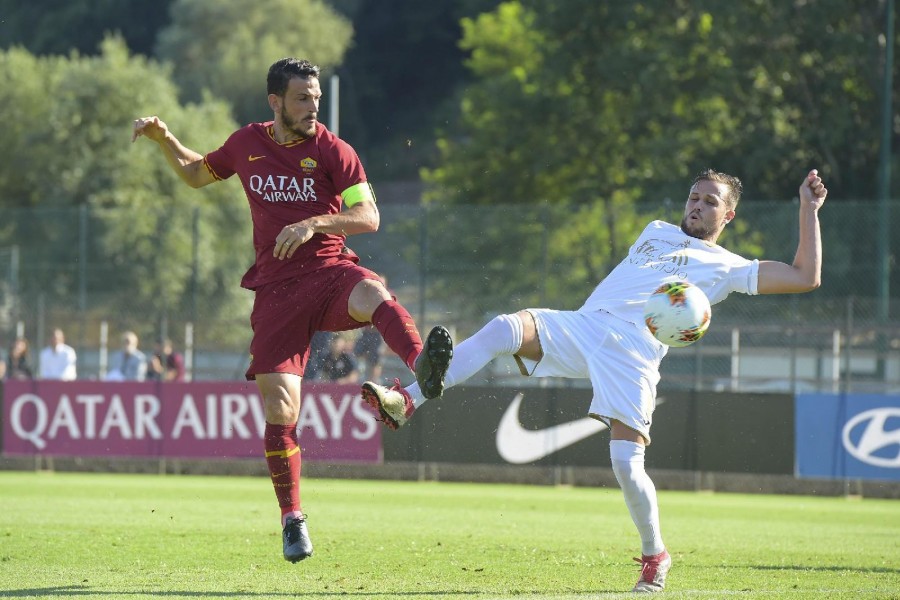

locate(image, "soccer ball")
(643, 281), (711, 347)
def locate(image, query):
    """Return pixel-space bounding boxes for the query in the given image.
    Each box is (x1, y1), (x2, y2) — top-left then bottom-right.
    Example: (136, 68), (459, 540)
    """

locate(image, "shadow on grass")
(749, 564), (900, 574)
(0, 586), (497, 598)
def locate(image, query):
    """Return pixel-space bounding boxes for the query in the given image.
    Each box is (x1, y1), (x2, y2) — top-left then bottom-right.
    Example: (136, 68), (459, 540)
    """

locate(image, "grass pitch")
(0, 471), (897, 599)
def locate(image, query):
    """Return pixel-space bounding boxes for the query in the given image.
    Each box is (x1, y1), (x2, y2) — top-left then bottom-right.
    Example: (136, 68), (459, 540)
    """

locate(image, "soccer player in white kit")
(363, 168), (828, 593)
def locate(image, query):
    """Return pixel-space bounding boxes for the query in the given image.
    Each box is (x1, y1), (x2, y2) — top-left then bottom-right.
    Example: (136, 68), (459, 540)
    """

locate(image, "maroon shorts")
(245, 260), (382, 380)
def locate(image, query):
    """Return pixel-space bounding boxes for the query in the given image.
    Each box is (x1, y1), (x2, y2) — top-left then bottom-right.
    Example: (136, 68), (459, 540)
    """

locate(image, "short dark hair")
(693, 168), (743, 210)
(267, 58), (320, 96)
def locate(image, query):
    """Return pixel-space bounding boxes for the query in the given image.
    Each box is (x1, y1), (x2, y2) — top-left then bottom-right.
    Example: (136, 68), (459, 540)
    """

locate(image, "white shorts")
(517, 309), (666, 443)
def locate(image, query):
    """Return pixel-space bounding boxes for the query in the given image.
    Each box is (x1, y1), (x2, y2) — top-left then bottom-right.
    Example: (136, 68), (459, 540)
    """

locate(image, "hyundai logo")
(841, 407), (900, 468)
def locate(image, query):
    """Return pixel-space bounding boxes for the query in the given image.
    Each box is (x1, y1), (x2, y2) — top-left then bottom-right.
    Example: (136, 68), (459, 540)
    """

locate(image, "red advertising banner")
(1, 380), (381, 463)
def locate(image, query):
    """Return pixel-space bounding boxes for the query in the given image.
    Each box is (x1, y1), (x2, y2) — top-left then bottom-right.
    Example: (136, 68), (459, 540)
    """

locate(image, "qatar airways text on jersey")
(249, 174), (317, 203)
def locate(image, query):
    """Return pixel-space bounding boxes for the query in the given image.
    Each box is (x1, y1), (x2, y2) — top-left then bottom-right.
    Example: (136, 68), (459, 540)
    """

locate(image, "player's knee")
(262, 395), (300, 424)
(505, 311), (540, 360)
(256, 374), (301, 423)
(610, 439), (647, 482)
(348, 279), (391, 321)
(479, 313), (524, 355)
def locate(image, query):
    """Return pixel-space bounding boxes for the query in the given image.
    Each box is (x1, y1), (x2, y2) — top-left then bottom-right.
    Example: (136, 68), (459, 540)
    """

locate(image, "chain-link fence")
(1, 200), (898, 392)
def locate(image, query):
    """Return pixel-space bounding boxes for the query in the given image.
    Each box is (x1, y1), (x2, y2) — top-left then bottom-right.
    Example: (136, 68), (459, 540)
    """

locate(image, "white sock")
(610, 439), (665, 557)
(407, 313), (523, 407)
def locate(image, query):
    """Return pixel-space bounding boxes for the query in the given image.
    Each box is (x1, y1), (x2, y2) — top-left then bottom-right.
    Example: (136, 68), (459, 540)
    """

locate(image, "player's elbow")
(790, 263), (821, 293)
(803, 268), (822, 291)
(183, 161), (213, 188)
(759, 269), (821, 294)
(365, 208), (380, 232)
(185, 171), (214, 189)
(796, 275), (821, 293)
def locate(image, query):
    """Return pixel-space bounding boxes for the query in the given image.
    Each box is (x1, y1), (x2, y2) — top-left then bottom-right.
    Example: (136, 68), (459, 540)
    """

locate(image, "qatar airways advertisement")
(1, 380), (381, 463)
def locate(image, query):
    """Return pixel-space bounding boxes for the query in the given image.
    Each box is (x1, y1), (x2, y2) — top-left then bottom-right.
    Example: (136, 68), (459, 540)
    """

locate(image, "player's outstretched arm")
(757, 169), (828, 294)
(132, 116), (215, 189)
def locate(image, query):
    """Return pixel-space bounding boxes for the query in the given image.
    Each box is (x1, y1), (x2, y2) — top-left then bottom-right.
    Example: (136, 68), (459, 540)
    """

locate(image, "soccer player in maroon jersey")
(132, 57), (453, 563)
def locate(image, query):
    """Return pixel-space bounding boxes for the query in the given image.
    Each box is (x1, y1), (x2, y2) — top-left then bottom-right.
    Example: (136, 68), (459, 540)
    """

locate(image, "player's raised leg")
(256, 373), (313, 563)
(363, 296), (453, 399)
(414, 324), (454, 399)
(349, 278), (453, 411)
(361, 377), (416, 430)
(348, 279), (428, 372)
(363, 312), (527, 429)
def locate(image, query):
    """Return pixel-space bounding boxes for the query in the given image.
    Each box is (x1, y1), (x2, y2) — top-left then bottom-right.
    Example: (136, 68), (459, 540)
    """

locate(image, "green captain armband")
(341, 182), (376, 207)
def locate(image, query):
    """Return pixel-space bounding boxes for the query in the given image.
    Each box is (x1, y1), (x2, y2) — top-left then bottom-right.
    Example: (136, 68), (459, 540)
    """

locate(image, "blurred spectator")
(320, 333), (359, 384)
(7, 336), (33, 380)
(0, 338), (7, 380)
(39, 328), (77, 381)
(148, 338), (185, 382)
(305, 331), (334, 381)
(354, 325), (385, 381)
(106, 331), (147, 381)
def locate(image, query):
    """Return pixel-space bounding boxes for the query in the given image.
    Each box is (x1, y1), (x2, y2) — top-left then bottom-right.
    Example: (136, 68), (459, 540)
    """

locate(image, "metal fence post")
(36, 293), (45, 376)
(730, 327), (740, 392)
(185, 322), (194, 382)
(418, 203), (428, 326)
(10, 245), (19, 338)
(99, 320), (108, 379)
(78, 204), (88, 373)
(843, 297), (854, 393)
(191, 207), (200, 327)
(831, 329), (841, 393)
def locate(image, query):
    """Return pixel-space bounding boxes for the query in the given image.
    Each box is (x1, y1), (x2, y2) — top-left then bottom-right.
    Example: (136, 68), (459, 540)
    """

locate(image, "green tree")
(156, 0), (353, 125)
(333, 0), (502, 179)
(0, 38), (251, 344)
(0, 0), (174, 56)
(0, 0), (502, 181)
(422, 0), (893, 316)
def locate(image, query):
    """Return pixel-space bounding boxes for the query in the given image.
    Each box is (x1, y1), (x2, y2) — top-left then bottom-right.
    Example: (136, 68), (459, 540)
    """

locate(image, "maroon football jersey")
(204, 122), (367, 289)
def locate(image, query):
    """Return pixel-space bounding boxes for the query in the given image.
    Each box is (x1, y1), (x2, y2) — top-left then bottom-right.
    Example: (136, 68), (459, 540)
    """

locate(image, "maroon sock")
(371, 300), (423, 372)
(264, 422), (301, 518)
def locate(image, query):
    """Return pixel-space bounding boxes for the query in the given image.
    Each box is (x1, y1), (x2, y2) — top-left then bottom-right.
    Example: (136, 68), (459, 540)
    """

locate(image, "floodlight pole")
(877, 0), (894, 380)
(329, 75), (340, 137)
(877, 0), (894, 325)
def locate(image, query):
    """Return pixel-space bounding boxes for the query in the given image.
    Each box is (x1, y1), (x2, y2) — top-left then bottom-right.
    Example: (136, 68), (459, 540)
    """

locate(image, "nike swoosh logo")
(495, 393), (667, 464)
(248, 155), (266, 161)
(496, 392), (607, 464)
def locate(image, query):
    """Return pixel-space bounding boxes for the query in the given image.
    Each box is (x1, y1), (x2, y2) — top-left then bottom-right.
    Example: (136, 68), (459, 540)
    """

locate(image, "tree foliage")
(0, 0), (897, 338)
(0, 0), (502, 181)
(0, 0), (174, 56)
(422, 0), (893, 315)
(333, 0), (501, 179)
(0, 38), (251, 343)
(155, 0), (353, 125)
(433, 0), (891, 202)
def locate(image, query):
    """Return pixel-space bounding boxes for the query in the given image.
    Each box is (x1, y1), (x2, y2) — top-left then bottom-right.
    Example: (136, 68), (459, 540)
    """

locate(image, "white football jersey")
(579, 220), (758, 326)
